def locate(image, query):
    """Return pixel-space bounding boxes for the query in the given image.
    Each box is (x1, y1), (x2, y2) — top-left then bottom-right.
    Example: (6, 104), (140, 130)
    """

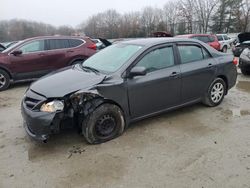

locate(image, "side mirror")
(11, 50), (22, 56)
(128, 66), (147, 78)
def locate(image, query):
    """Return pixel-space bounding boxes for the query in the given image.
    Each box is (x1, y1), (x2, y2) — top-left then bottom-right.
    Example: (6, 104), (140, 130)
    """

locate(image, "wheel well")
(0, 67), (12, 79)
(102, 99), (124, 113)
(101, 99), (128, 127)
(217, 75), (228, 94)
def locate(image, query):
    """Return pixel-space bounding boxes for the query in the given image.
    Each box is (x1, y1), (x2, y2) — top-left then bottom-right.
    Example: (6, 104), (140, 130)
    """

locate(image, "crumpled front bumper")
(21, 100), (58, 141)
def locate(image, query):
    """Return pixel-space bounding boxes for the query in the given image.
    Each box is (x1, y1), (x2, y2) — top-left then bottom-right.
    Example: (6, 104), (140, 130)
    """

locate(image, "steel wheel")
(95, 114), (117, 138)
(211, 83), (224, 103)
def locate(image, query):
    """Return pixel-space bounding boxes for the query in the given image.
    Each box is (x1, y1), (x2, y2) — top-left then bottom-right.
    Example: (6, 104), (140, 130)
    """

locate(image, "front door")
(9, 39), (49, 79)
(127, 45), (181, 119)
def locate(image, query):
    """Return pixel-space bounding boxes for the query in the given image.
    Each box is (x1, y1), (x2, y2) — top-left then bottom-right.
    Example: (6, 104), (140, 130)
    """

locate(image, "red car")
(176, 34), (221, 51)
(0, 36), (96, 91)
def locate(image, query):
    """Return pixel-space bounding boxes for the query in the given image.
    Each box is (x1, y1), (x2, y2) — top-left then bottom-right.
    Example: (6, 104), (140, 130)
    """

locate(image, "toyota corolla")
(21, 38), (237, 144)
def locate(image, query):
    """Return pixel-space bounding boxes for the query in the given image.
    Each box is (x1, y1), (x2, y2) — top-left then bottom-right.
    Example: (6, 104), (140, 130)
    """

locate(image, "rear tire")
(222, 46), (227, 53)
(241, 68), (250, 75)
(82, 103), (125, 144)
(0, 69), (10, 91)
(203, 78), (226, 107)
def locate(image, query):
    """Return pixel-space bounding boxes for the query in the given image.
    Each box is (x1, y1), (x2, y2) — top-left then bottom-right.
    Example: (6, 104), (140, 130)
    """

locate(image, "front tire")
(82, 104), (125, 144)
(0, 69), (10, 91)
(203, 78), (226, 107)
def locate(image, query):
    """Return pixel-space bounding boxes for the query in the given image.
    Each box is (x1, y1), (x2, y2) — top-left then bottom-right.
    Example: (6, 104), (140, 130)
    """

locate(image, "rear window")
(48, 39), (69, 50)
(178, 45), (204, 64)
(224, 35), (229, 40)
(208, 36), (216, 42)
(192, 36), (210, 43)
(69, 39), (84, 48)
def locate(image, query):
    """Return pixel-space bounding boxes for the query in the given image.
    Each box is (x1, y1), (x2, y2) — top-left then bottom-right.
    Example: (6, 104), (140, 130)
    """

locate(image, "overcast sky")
(1, 0), (169, 27)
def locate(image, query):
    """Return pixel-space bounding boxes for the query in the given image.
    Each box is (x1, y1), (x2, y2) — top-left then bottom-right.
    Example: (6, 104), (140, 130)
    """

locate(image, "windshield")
(83, 43), (143, 73)
(2, 41), (23, 53)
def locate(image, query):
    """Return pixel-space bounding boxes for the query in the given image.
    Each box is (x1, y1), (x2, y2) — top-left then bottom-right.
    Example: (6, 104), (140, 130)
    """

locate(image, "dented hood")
(238, 32), (250, 43)
(30, 65), (106, 98)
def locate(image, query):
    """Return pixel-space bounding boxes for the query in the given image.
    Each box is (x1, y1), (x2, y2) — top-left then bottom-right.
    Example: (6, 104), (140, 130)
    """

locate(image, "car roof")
(121, 37), (202, 46)
(176, 34), (213, 38)
(21, 36), (90, 43)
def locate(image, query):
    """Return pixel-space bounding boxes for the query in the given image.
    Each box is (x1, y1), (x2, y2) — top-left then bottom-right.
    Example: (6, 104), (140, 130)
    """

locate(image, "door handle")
(208, 63), (213, 68)
(170, 72), (179, 78)
(67, 50), (74, 53)
(38, 53), (46, 56)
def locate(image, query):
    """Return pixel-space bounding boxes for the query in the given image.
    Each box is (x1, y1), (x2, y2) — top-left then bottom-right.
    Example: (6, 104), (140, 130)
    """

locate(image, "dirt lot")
(0, 74), (250, 188)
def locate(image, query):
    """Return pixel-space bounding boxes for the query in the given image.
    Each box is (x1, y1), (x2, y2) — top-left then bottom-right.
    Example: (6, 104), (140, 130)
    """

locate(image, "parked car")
(21, 38), (237, 144)
(0, 36), (96, 91)
(232, 32), (250, 57)
(0, 43), (6, 52)
(175, 34), (221, 51)
(239, 48), (250, 75)
(216, 34), (232, 53)
(92, 38), (112, 50)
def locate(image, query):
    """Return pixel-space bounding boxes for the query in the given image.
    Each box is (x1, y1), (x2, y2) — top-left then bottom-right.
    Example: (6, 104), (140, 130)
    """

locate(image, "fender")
(69, 89), (129, 127)
(0, 63), (13, 78)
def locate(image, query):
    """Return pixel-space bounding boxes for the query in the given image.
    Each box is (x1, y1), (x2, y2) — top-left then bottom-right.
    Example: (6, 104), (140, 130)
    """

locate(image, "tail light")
(88, 43), (97, 50)
(233, 57), (238, 65)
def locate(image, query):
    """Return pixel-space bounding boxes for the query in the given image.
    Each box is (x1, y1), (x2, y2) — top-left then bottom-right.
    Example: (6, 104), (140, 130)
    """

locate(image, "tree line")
(82, 0), (250, 38)
(0, 19), (75, 42)
(0, 0), (250, 42)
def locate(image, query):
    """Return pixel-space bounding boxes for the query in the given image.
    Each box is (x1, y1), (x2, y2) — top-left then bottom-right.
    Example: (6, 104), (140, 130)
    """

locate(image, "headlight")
(40, 100), (64, 112)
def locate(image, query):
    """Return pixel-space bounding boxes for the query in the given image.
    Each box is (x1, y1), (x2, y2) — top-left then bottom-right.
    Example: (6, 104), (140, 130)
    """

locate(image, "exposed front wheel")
(82, 104), (125, 144)
(0, 69), (10, 91)
(203, 78), (226, 107)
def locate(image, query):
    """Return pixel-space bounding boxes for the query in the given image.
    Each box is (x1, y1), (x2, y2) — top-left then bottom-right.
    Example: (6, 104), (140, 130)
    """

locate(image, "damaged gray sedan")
(21, 38), (237, 144)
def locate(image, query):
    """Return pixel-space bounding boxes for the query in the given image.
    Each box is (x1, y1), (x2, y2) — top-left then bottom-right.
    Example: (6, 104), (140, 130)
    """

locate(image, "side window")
(19, 40), (45, 54)
(224, 35), (229, 40)
(135, 46), (175, 73)
(48, 39), (69, 50)
(178, 45), (204, 64)
(208, 36), (215, 42)
(202, 48), (211, 59)
(217, 35), (223, 41)
(69, 39), (83, 48)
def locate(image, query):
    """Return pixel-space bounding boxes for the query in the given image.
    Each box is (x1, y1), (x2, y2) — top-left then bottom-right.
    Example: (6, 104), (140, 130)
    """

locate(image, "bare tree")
(178, 0), (196, 33)
(241, 0), (250, 31)
(141, 7), (159, 36)
(163, 1), (180, 34)
(193, 0), (219, 33)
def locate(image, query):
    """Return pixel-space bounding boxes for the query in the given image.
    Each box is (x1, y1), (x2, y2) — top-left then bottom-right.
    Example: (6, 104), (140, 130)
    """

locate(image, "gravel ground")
(0, 73), (250, 188)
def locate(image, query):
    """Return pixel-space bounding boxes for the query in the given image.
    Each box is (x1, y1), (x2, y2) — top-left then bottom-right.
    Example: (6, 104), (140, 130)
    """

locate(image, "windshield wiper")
(81, 65), (100, 73)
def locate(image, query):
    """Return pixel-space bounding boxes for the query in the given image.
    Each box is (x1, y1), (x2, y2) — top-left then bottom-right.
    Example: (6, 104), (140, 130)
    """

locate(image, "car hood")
(238, 32), (250, 43)
(30, 65), (106, 98)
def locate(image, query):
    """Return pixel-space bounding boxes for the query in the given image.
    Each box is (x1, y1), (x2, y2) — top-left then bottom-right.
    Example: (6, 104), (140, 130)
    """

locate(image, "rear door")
(177, 43), (217, 103)
(127, 44), (181, 119)
(45, 39), (71, 70)
(9, 39), (49, 79)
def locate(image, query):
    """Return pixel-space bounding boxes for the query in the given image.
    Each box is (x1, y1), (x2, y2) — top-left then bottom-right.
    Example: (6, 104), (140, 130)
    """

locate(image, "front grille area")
(23, 89), (47, 111)
(24, 97), (41, 110)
